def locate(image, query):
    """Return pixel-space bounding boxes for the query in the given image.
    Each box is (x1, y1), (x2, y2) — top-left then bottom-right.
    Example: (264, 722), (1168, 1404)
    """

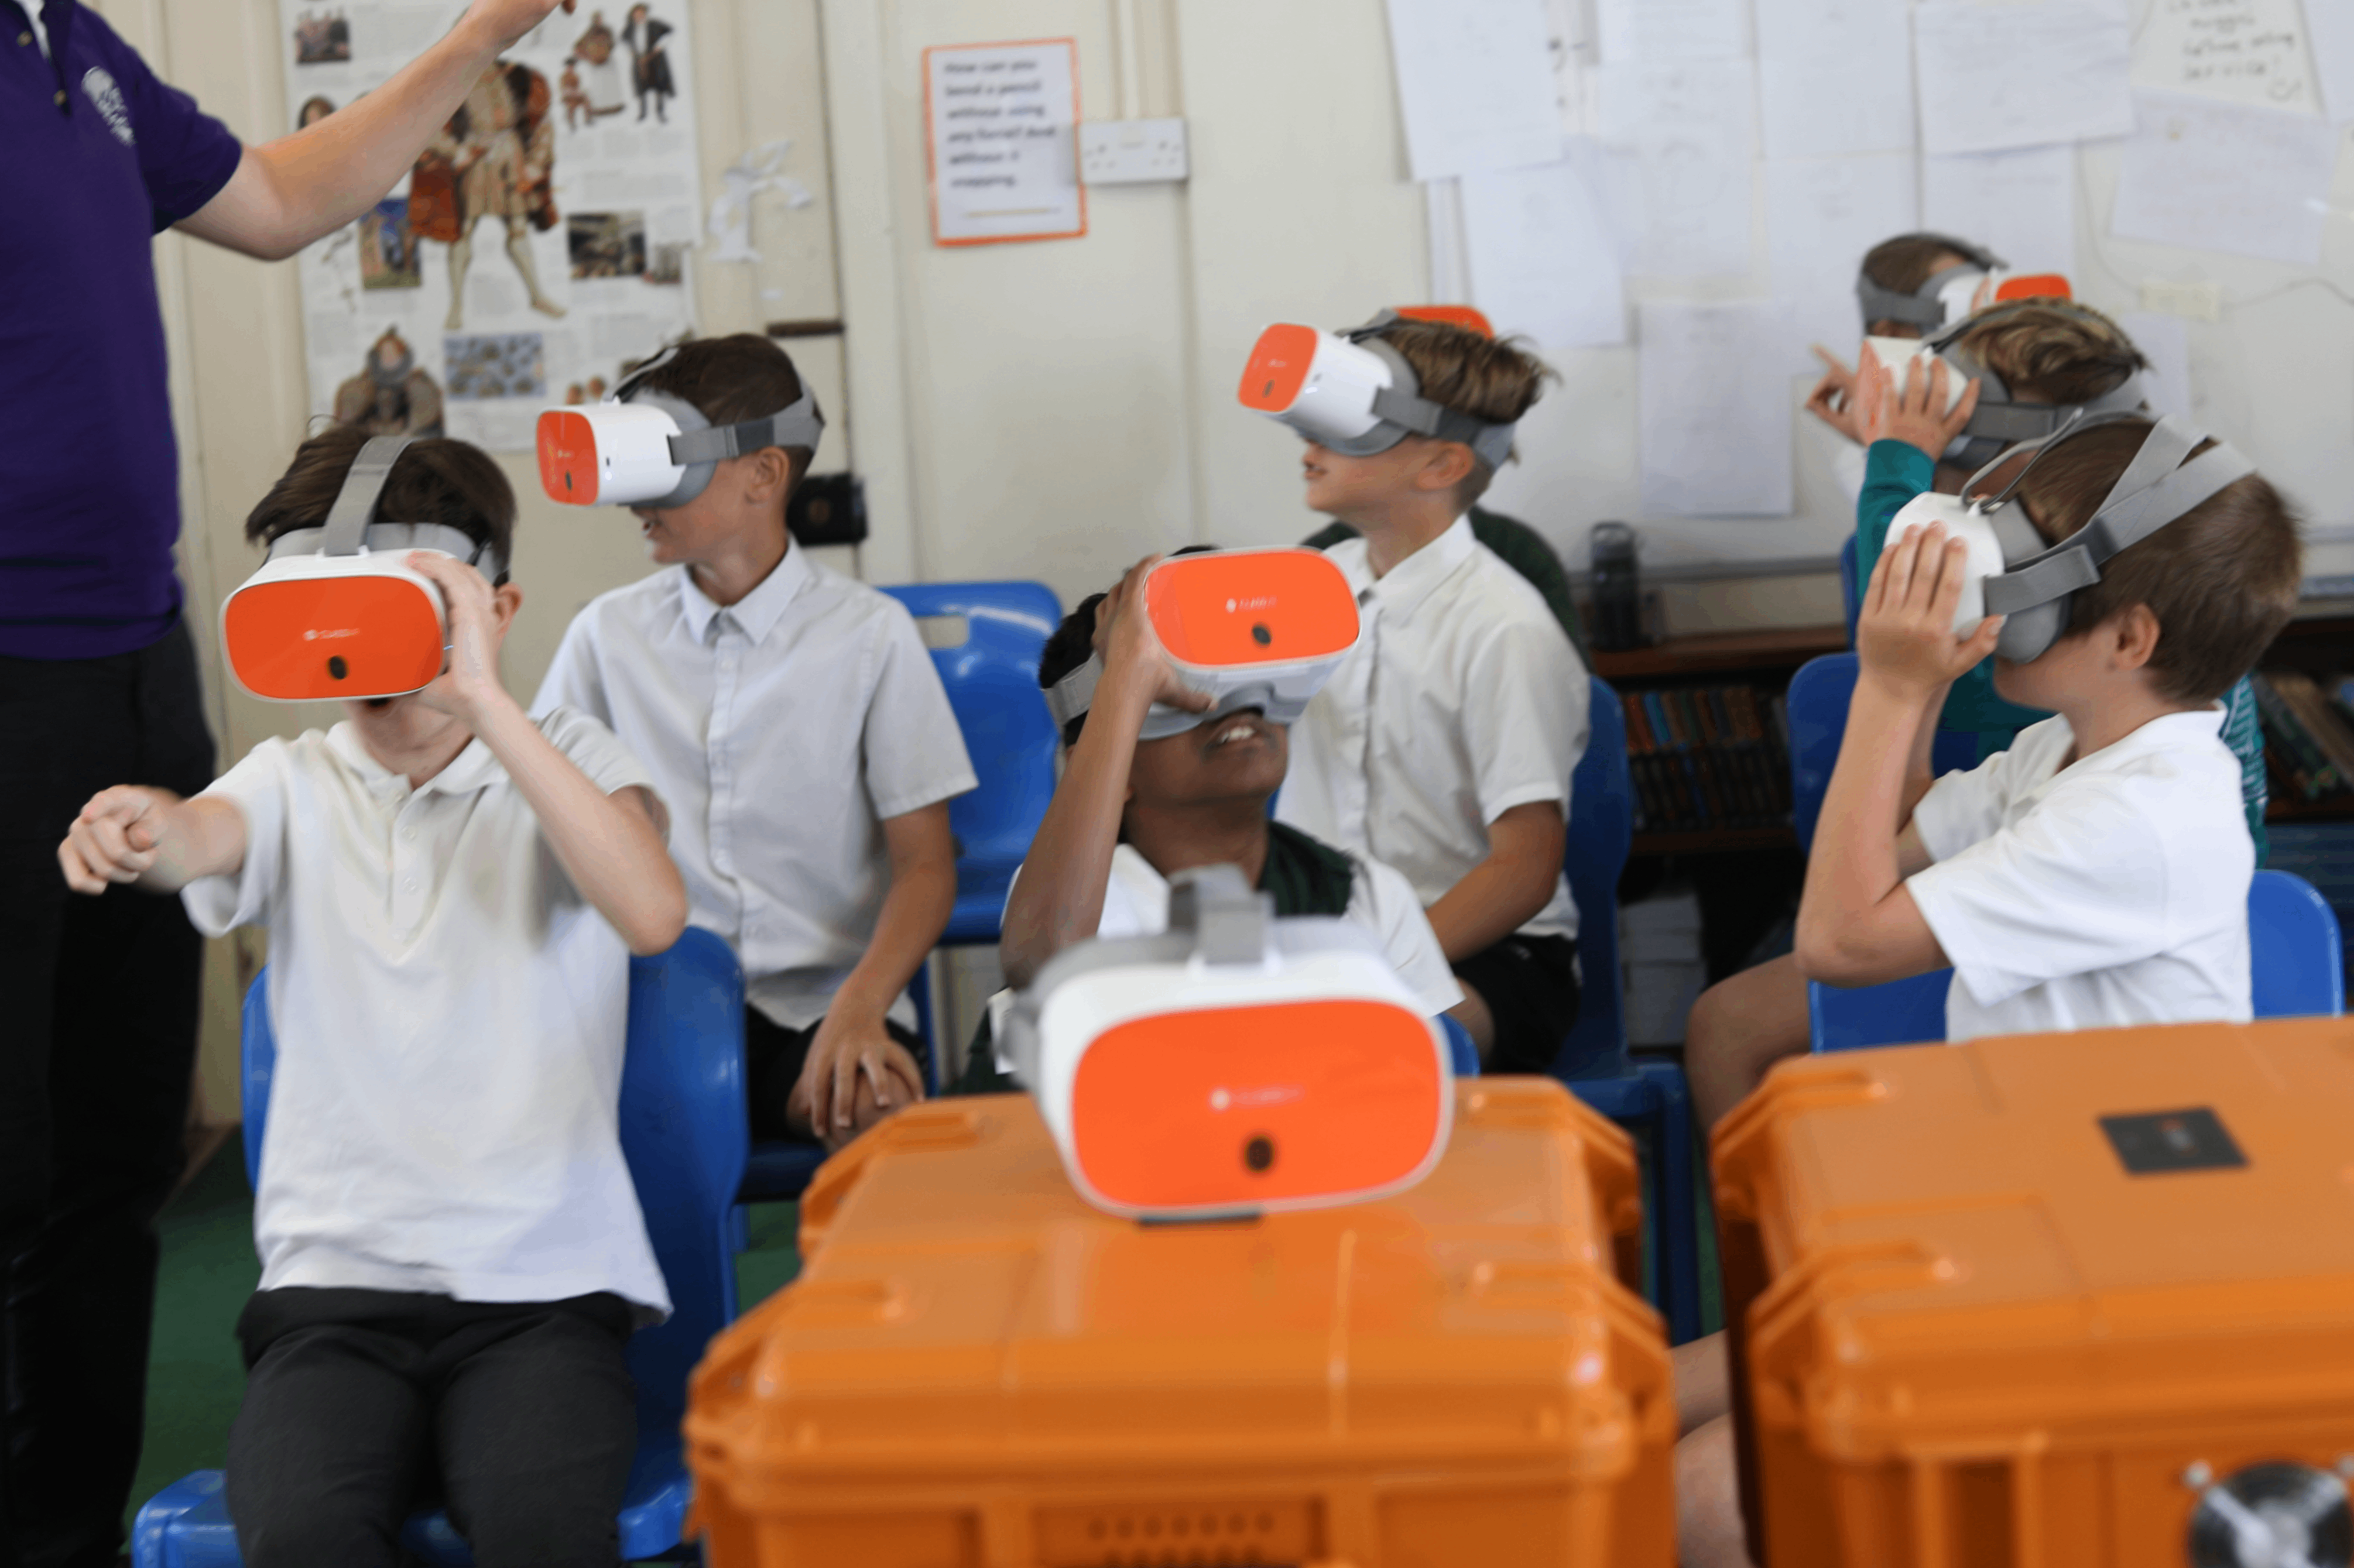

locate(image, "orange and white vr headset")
(534, 343), (824, 509)
(1045, 548), (1361, 741)
(999, 864), (1454, 1220)
(220, 436), (504, 703)
(1854, 234), (2072, 335)
(1880, 411), (2252, 663)
(1238, 308), (1518, 470)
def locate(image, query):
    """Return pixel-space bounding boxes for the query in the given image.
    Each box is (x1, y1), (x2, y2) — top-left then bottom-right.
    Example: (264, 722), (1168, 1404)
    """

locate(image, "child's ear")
(1414, 440), (1476, 493)
(744, 446), (794, 502)
(491, 581), (525, 640)
(2110, 602), (2160, 671)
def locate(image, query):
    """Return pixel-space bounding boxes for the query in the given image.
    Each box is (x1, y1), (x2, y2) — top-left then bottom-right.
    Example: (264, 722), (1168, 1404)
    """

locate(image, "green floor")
(130, 1144), (807, 1533)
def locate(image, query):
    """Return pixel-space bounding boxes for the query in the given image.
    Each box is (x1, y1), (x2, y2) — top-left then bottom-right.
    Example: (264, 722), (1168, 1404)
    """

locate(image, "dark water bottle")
(1589, 522), (1643, 651)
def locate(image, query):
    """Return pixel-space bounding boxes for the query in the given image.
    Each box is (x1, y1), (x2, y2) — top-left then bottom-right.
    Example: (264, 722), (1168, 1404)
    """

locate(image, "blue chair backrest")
(241, 928), (746, 1440)
(1557, 676), (1632, 1078)
(878, 582), (1062, 876)
(1788, 653), (1979, 854)
(1811, 870), (2346, 1051)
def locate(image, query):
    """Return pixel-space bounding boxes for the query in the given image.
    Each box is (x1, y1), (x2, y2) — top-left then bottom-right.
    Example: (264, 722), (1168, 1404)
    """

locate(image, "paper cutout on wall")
(1591, 59), (1757, 277)
(1767, 153), (1920, 364)
(1922, 145), (2077, 277)
(708, 140), (815, 264)
(1914, 0), (2133, 155)
(1461, 157), (1627, 348)
(2111, 90), (2338, 265)
(1381, 0), (1565, 180)
(2131, 0), (2318, 116)
(1756, 0), (1914, 159)
(1639, 301), (1794, 518)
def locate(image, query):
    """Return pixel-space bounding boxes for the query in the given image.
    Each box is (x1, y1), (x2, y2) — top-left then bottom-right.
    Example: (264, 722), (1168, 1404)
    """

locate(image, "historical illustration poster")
(281, 2), (702, 450)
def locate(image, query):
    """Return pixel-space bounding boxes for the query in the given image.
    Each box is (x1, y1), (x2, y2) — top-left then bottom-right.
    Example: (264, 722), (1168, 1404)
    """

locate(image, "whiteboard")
(1439, 0), (2354, 587)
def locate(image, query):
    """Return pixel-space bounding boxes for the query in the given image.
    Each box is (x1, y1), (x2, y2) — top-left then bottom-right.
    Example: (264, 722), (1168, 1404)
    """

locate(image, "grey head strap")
(611, 342), (827, 510)
(1339, 311), (1519, 470)
(1975, 415), (2254, 618)
(273, 434), (508, 581)
(1044, 652), (1281, 742)
(1927, 303), (2148, 458)
(1855, 234), (2007, 331)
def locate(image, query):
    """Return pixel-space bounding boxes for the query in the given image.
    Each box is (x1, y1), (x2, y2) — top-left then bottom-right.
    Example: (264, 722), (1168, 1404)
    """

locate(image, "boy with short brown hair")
(1270, 315), (1589, 1073)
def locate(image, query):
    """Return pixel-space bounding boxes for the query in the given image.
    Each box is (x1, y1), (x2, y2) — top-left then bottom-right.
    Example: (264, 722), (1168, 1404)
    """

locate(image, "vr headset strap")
(665, 386), (827, 465)
(1856, 235), (2007, 330)
(320, 436), (415, 557)
(1351, 324), (1519, 469)
(1045, 654), (1099, 730)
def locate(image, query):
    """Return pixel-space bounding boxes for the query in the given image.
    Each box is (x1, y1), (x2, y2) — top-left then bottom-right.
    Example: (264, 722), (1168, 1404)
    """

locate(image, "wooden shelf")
(1631, 826), (1797, 857)
(1592, 625), (1846, 682)
(2266, 796), (2354, 824)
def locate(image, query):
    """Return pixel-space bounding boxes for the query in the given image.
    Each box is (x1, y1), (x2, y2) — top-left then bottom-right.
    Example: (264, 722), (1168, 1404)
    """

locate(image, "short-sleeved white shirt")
(1277, 516), (1591, 939)
(534, 549), (978, 1031)
(181, 711), (671, 1316)
(1907, 707), (2252, 1042)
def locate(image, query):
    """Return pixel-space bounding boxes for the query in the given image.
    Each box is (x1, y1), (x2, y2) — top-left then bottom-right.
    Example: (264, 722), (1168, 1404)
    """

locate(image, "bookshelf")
(2254, 612), (2354, 824)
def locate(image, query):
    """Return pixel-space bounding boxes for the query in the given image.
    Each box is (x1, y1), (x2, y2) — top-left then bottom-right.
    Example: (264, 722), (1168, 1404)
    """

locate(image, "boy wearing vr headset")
(961, 553), (1461, 1092)
(1242, 311), (1588, 1073)
(57, 427), (688, 1567)
(534, 334), (975, 1150)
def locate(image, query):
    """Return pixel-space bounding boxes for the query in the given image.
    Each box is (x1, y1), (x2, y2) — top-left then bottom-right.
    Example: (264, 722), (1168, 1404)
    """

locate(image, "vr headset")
(1914, 299), (2147, 469)
(534, 343), (824, 509)
(1880, 412), (2254, 663)
(1238, 308), (1517, 470)
(220, 437), (505, 703)
(1046, 547), (1361, 741)
(1853, 233), (2072, 335)
(1000, 864), (1454, 1220)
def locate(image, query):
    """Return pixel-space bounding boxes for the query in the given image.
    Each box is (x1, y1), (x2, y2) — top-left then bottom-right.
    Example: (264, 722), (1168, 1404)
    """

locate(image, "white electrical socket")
(2139, 279), (2223, 321)
(1078, 118), (1188, 185)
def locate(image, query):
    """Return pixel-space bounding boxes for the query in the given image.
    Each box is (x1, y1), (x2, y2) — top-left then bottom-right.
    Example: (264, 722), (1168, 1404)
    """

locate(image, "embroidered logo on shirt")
(83, 67), (135, 145)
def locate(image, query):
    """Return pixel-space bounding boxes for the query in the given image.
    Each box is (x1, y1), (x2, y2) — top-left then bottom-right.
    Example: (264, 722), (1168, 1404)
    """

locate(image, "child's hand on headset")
(1093, 557), (1217, 722)
(1855, 341), (1982, 462)
(1803, 345), (1866, 443)
(406, 552), (515, 721)
(1858, 521), (2003, 700)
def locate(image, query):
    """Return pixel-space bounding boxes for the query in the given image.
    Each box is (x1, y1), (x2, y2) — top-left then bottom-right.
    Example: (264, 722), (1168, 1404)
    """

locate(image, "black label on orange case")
(2099, 1107), (2247, 1175)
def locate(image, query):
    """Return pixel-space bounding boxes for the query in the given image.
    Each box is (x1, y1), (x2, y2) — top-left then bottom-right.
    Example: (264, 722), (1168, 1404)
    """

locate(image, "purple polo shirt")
(1, 0), (241, 659)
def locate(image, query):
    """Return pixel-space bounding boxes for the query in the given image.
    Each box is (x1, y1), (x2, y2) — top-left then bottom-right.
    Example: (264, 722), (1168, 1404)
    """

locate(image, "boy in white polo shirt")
(55, 427), (687, 1568)
(534, 334), (976, 1150)
(1794, 414), (2301, 1037)
(1271, 314), (1588, 1072)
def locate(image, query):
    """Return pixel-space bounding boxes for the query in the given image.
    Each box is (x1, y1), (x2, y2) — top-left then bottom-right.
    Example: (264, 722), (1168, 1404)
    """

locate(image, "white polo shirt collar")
(677, 544), (813, 647)
(324, 723), (503, 804)
(1350, 513), (1478, 620)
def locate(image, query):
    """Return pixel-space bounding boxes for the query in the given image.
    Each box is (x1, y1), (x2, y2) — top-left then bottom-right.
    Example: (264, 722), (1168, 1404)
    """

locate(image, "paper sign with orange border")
(922, 39), (1087, 247)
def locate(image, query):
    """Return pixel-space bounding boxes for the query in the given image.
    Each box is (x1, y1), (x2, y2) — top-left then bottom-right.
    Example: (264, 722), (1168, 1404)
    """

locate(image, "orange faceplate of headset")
(1237, 324), (1322, 414)
(1143, 550), (1359, 668)
(536, 410), (603, 505)
(1067, 999), (1444, 1211)
(1993, 273), (2072, 304)
(223, 576), (445, 701)
(1394, 304), (1495, 337)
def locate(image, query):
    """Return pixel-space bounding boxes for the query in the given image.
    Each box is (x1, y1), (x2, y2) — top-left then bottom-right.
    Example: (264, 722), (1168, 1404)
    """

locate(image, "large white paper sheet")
(1767, 155), (1920, 363)
(1639, 302), (1795, 518)
(1756, 0), (1915, 158)
(1921, 145), (2077, 276)
(2119, 311), (2195, 421)
(1914, 0), (2134, 155)
(1461, 159), (1628, 348)
(926, 42), (1083, 245)
(1595, 0), (1745, 63)
(1383, 0), (1567, 180)
(2132, 0), (2319, 115)
(281, 0), (703, 452)
(1592, 60), (1757, 277)
(2112, 90), (2339, 265)
(2307, 0), (2354, 122)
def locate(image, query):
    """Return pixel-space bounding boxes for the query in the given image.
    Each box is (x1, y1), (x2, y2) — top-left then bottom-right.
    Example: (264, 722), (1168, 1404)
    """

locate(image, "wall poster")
(281, 2), (704, 450)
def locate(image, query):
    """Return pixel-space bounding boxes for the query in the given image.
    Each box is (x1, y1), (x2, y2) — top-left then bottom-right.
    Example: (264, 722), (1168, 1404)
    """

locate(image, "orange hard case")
(1713, 1020), (2354, 1568)
(685, 1081), (1674, 1567)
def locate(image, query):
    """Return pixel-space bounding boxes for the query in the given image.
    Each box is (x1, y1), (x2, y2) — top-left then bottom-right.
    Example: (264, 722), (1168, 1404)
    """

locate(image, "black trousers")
(225, 1288), (638, 1568)
(1453, 932), (1583, 1076)
(0, 622), (213, 1568)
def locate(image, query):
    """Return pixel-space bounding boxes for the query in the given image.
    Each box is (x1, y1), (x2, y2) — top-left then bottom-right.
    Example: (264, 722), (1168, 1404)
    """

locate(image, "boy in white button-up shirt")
(1273, 315), (1589, 1073)
(56, 428), (688, 1568)
(534, 335), (976, 1150)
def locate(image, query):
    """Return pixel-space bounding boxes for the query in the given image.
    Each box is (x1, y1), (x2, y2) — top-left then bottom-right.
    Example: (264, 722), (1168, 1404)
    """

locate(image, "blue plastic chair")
(1811, 870), (2346, 1050)
(132, 929), (749, 1568)
(1551, 675), (1702, 1344)
(1788, 653), (1978, 856)
(878, 582), (1063, 946)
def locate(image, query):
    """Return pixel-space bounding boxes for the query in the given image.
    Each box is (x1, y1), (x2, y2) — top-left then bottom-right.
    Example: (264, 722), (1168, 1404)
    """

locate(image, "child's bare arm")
(1796, 524), (2000, 987)
(58, 787), (248, 895)
(999, 558), (1210, 991)
(407, 553), (687, 956)
(1422, 800), (1565, 963)
(790, 801), (954, 1146)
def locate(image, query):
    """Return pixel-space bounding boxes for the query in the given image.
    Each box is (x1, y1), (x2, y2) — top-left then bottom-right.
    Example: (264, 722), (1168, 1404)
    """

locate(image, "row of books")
(1621, 685), (1793, 833)
(2254, 671), (2354, 804)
